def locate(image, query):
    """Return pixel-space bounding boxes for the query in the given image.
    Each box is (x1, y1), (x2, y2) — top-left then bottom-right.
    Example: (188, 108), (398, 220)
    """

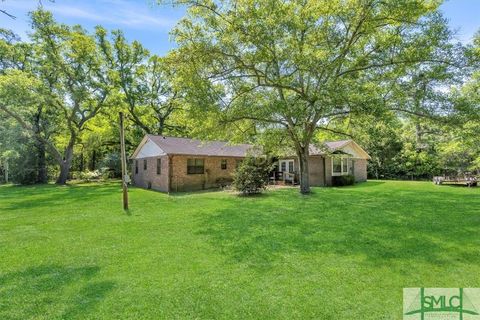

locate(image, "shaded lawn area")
(0, 181), (479, 319)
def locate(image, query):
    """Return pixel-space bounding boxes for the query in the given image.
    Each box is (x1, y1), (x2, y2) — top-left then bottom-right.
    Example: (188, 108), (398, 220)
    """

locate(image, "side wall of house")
(324, 157), (367, 185)
(353, 159), (367, 182)
(307, 156), (325, 186)
(324, 157), (333, 186)
(131, 155), (170, 192)
(170, 155), (241, 192)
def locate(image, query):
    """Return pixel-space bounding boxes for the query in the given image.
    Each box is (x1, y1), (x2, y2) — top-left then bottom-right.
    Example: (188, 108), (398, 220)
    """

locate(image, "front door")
(279, 160), (294, 173)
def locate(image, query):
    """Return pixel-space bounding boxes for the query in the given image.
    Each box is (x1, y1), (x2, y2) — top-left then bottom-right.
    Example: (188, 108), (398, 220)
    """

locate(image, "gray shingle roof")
(147, 135), (253, 157)
(309, 140), (352, 155)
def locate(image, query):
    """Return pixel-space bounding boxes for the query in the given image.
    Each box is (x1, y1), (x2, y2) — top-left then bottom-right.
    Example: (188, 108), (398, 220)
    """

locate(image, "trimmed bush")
(332, 174), (355, 186)
(233, 156), (272, 195)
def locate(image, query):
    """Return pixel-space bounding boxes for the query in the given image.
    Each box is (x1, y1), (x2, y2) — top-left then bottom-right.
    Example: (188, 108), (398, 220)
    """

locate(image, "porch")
(269, 159), (299, 185)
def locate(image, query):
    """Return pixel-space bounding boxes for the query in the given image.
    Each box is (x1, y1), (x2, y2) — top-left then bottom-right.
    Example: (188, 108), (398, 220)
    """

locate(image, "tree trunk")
(158, 117), (164, 135)
(56, 145), (74, 185)
(79, 148), (84, 172)
(35, 138), (47, 184)
(33, 107), (47, 183)
(296, 146), (310, 194)
(415, 122), (422, 149)
(56, 161), (70, 185)
(90, 150), (96, 171)
(4, 159), (8, 184)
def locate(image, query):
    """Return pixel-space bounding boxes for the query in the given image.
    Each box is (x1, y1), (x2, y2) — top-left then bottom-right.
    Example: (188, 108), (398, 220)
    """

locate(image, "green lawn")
(0, 181), (479, 319)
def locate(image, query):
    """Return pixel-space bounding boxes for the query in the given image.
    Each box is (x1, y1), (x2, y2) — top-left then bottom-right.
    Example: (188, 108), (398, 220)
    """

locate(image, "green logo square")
(404, 288), (480, 320)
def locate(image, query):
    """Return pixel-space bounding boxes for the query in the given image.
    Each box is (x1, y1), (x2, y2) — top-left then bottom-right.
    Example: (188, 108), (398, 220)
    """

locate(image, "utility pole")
(119, 112), (129, 210)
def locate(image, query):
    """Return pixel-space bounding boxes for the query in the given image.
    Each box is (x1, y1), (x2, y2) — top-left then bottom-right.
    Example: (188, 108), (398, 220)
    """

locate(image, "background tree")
(0, 10), (113, 184)
(97, 29), (185, 135)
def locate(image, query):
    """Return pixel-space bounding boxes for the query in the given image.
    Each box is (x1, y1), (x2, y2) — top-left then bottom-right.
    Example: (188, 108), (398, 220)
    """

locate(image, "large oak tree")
(169, 0), (459, 193)
(0, 10), (113, 184)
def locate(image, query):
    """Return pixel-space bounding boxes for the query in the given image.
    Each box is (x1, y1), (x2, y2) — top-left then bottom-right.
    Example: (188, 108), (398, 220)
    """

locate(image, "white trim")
(343, 141), (371, 160)
(279, 159), (295, 173)
(131, 136), (166, 159)
(130, 135), (149, 159)
(331, 157), (350, 176)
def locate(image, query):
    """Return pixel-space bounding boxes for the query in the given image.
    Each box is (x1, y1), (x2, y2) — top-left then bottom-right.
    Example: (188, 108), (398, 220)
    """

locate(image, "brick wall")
(324, 157), (333, 186)
(307, 156), (325, 186)
(353, 159), (367, 182)
(131, 155), (169, 192)
(170, 155), (241, 192)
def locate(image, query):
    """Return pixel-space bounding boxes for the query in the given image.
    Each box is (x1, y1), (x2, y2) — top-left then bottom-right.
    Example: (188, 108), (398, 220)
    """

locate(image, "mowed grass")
(0, 181), (479, 319)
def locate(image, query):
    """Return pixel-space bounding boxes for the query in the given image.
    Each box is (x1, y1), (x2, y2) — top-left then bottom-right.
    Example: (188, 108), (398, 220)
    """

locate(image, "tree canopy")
(0, 3), (478, 192)
(169, 0), (464, 193)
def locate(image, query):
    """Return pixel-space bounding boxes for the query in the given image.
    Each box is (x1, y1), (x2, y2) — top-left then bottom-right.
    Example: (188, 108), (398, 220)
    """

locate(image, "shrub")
(77, 170), (101, 182)
(216, 177), (233, 188)
(332, 174), (355, 187)
(233, 156), (272, 195)
(99, 167), (115, 180)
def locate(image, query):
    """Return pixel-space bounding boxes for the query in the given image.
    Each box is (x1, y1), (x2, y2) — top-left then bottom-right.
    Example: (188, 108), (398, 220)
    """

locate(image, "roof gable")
(310, 139), (371, 159)
(340, 141), (371, 159)
(131, 136), (167, 159)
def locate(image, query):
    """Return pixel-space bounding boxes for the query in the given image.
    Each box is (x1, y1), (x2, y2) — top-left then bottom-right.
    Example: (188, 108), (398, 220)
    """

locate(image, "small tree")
(233, 156), (272, 195)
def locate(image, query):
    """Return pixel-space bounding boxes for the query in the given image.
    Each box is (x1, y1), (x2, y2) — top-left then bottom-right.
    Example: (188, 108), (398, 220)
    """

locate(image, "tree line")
(0, 1), (479, 194)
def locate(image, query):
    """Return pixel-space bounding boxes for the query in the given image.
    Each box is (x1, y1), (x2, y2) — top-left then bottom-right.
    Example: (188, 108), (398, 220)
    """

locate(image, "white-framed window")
(332, 157), (350, 176)
(279, 160), (295, 173)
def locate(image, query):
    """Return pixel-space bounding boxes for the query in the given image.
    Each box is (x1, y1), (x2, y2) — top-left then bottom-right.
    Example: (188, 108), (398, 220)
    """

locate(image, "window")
(279, 160), (294, 173)
(332, 157), (349, 176)
(187, 158), (204, 174)
(143, 159), (147, 170)
(221, 159), (227, 170)
(333, 158), (342, 174)
(288, 161), (294, 173)
(135, 160), (138, 174)
(156, 158), (161, 175)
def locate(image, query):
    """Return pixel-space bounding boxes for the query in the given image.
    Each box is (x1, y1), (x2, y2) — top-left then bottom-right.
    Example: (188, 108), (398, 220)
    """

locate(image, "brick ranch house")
(131, 135), (370, 192)
(131, 135), (252, 192)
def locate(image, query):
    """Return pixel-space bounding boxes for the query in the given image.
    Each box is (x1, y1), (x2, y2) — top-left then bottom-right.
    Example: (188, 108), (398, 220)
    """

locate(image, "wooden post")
(119, 112), (129, 210)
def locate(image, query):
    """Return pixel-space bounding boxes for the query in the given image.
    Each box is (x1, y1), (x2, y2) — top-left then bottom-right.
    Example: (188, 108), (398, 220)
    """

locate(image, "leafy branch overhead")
(169, 0), (464, 193)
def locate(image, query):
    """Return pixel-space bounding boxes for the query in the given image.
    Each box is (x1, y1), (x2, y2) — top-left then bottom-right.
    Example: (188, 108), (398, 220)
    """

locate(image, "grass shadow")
(0, 182), (120, 211)
(61, 280), (116, 319)
(198, 183), (480, 270)
(0, 264), (114, 319)
(352, 180), (385, 188)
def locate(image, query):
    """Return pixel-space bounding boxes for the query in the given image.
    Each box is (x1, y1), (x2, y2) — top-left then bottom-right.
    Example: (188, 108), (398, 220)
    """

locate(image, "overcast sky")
(1, 0), (479, 55)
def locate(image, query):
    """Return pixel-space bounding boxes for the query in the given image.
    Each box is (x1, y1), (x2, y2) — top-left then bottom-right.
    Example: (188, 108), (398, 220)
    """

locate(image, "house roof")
(137, 135), (253, 157)
(308, 140), (351, 155)
(308, 139), (371, 159)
